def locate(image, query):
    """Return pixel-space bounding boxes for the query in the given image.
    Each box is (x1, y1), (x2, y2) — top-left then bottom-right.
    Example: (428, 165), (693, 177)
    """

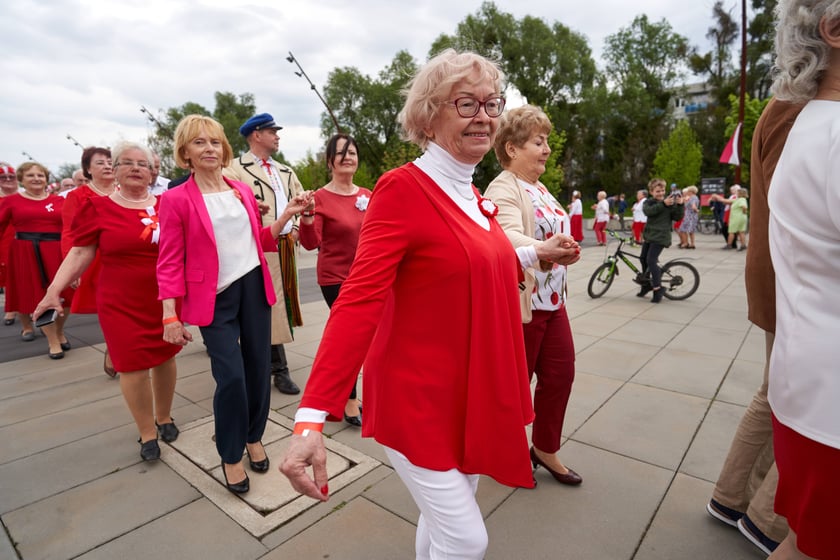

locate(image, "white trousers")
(384, 446), (488, 560)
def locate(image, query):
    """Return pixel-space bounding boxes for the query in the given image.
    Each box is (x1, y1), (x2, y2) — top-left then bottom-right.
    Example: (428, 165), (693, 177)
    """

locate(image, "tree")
(747, 0), (778, 100)
(146, 92), (258, 178)
(595, 15), (691, 188)
(689, 1), (739, 104)
(321, 51), (417, 180)
(55, 162), (78, 180)
(652, 120), (703, 187)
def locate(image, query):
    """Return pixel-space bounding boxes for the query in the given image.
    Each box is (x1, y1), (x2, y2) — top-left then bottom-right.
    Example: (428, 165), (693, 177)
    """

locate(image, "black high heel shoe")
(246, 442), (269, 473)
(529, 447), (582, 486)
(344, 405), (363, 427)
(222, 462), (249, 494)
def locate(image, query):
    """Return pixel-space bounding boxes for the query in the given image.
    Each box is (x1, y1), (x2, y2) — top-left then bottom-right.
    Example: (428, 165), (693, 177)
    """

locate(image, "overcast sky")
(1, 0), (731, 177)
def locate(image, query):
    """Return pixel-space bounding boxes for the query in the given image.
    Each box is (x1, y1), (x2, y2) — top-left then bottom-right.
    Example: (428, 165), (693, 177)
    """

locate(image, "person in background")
(725, 188), (749, 251)
(677, 185), (700, 249)
(57, 178), (76, 197)
(149, 152), (170, 196)
(1, 162), (19, 326)
(298, 133), (369, 427)
(631, 189), (648, 244)
(62, 147), (117, 377)
(225, 113), (305, 396)
(0, 162), (72, 357)
(615, 193), (628, 231)
(281, 50), (542, 559)
(34, 142), (181, 461)
(638, 178), (683, 303)
(763, 2), (840, 558)
(71, 169), (86, 188)
(158, 115), (312, 494)
(486, 104), (583, 486)
(568, 190), (584, 242)
(706, 98), (800, 559)
(591, 190), (609, 245)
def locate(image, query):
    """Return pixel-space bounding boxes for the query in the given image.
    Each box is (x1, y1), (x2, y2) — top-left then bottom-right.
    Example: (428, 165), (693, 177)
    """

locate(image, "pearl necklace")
(116, 189), (152, 204)
(20, 190), (48, 201)
(88, 181), (114, 196)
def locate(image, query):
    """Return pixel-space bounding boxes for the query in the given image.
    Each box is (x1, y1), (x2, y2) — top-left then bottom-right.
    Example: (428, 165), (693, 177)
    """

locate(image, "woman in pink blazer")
(157, 115), (312, 495)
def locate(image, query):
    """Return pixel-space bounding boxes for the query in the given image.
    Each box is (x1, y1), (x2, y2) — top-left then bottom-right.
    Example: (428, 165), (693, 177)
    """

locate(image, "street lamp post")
(21, 151), (34, 161)
(66, 134), (84, 149)
(140, 105), (166, 130)
(286, 51), (341, 133)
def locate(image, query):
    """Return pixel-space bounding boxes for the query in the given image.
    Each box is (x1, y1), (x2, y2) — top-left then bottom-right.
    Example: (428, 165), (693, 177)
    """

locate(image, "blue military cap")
(239, 113), (283, 137)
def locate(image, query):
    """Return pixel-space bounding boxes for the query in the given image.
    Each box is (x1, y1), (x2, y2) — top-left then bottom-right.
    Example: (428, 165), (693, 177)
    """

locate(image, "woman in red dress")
(298, 133), (371, 426)
(0, 162), (73, 358)
(62, 146), (118, 376)
(35, 143), (181, 461)
(0, 162), (19, 326)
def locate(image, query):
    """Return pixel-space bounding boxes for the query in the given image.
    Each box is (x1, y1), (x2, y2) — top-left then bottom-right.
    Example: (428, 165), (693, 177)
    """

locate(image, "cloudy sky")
(1, 0), (731, 177)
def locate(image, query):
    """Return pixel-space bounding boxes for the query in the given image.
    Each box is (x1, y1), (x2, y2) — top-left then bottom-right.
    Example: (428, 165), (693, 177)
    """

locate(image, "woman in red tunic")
(298, 133), (371, 426)
(0, 162), (73, 358)
(35, 143), (181, 461)
(281, 50), (558, 559)
(0, 162), (19, 325)
(62, 146), (118, 376)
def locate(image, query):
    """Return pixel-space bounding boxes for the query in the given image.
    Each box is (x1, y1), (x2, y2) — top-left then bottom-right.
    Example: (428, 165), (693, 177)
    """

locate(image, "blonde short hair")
(683, 185), (698, 195)
(493, 105), (552, 168)
(173, 115), (233, 170)
(399, 49), (505, 150)
(648, 178), (666, 191)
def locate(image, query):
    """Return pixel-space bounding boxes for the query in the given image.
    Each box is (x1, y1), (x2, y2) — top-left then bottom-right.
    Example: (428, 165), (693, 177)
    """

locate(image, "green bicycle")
(587, 230), (700, 300)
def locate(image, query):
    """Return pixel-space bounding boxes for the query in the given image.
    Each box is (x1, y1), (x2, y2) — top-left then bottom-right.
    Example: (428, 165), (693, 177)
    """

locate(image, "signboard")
(700, 177), (727, 206)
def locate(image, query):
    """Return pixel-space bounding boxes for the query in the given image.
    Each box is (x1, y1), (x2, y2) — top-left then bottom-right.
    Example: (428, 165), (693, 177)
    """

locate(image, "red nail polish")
(321, 484), (329, 495)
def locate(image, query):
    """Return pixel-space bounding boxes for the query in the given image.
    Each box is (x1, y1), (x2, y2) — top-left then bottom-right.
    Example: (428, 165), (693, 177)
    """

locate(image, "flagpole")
(735, 0), (747, 184)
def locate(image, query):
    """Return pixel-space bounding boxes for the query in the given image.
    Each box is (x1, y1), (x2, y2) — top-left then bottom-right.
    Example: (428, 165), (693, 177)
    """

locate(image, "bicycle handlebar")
(606, 229), (633, 243)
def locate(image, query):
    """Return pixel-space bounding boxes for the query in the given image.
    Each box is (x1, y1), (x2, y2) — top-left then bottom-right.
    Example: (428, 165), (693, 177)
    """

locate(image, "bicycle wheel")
(660, 260), (699, 300)
(587, 262), (615, 298)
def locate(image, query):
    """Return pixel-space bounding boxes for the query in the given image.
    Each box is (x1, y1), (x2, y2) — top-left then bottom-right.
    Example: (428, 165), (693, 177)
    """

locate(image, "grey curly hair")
(771, 0), (840, 102)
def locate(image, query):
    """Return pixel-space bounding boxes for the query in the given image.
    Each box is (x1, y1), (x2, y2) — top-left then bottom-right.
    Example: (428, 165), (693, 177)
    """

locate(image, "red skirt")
(570, 214), (584, 242)
(5, 237), (73, 314)
(773, 414), (840, 558)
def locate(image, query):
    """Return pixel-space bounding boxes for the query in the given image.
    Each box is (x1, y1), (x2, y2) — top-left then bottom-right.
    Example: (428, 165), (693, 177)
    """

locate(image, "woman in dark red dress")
(35, 143), (181, 461)
(61, 146), (118, 376)
(0, 162), (73, 358)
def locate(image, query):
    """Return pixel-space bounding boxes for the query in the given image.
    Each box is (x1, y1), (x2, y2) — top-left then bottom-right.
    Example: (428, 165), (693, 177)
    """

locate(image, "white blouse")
(203, 190), (260, 293)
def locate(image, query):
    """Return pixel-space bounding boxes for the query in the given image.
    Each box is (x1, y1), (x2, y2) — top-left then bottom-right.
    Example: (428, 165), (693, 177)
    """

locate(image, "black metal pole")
(736, 0), (747, 184)
(286, 51), (341, 133)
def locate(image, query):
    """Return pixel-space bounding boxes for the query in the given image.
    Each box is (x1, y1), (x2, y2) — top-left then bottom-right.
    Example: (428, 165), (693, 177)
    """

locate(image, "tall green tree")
(747, 0), (778, 99)
(146, 92), (258, 178)
(652, 120), (703, 187)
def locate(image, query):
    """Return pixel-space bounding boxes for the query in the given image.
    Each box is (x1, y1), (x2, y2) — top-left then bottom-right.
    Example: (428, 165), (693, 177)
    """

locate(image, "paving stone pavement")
(0, 239), (770, 559)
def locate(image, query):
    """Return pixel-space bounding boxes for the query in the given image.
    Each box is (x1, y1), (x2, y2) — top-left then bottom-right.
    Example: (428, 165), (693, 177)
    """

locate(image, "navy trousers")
(200, 266), (271, 464)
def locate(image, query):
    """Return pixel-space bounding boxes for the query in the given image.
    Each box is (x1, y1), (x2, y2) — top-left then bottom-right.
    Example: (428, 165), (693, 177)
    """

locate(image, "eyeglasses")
(115, 161), (151, 169)
(0, 174), (16, 181)
(446, 96), (506, 118)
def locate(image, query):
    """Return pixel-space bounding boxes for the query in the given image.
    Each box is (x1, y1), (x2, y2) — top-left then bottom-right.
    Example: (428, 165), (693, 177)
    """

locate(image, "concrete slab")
(605, 317), (686, 348)
(573, 383), (709, 470)
(562, 372), (623, 435)
(634, 474), (765, 560)
(260, 497), (415, 560)
(717, 360), (765, 407)
(485, 440), (672, 560)
(575, 339), (660, 382)
(666, 324), (746, 359)
(75, 499), (268, 560)
(632, 349), (732, 399)
(3, 463), (200, 560)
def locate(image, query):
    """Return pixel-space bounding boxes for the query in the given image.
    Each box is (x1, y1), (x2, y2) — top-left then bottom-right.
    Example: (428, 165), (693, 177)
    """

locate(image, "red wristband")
(162, 316), (180, 325)
(293, 422), (324, 436)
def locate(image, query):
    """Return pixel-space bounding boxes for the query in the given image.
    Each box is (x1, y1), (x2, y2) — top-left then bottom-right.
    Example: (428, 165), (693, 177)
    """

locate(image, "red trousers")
(522, 307), (575, 453)
(632, 221), (645, 243)
(593, 221), (607, 244)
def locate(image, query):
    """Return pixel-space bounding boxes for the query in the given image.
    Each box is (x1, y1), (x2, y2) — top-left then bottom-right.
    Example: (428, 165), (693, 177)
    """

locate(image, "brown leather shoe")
(530, 447), (582, 486)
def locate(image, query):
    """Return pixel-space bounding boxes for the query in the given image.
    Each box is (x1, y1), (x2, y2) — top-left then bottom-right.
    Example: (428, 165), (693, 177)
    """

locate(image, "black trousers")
(321, 283), (357, 401)
(640, 242), (665, 289)
(200, 267), (271, 464)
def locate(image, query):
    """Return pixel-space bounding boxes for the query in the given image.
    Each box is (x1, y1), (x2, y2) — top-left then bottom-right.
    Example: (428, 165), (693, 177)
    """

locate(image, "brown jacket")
(746, 98), (804, 332)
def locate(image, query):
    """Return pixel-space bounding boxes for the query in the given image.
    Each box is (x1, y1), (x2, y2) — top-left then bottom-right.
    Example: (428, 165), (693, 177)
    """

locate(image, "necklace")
(88, 181), (113, 196)
(21, 190), (48, 200)
(451, 182), (476, 201)
(116, 189), (152, 204)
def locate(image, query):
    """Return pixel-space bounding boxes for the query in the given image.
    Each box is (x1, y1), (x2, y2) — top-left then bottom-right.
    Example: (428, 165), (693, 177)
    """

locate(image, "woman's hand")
(536, 233), (581, 266)
(163, 321), (193, 346)
(32, 293), (64, 323)
(280, 432), (330, 502)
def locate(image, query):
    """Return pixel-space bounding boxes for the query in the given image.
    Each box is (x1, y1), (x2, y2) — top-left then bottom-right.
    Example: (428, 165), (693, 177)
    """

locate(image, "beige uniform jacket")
(224, 154), (305, 344)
